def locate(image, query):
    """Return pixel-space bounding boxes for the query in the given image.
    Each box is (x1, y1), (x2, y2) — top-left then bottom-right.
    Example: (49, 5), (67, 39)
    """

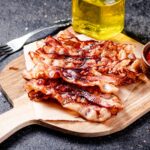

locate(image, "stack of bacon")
(23, 29), (145, 122)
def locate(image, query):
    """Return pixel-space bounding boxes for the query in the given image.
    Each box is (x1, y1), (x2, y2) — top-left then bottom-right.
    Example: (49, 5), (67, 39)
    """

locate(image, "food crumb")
(9, 66), (19, 71)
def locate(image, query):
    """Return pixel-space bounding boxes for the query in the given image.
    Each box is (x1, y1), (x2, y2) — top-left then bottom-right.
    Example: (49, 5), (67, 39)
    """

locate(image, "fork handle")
(23, 19), (71, 39)
(7, 18), (71, 46)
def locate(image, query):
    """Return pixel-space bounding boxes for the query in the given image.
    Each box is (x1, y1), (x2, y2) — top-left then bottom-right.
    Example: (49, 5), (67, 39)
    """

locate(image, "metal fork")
(0, 18), (71, 57)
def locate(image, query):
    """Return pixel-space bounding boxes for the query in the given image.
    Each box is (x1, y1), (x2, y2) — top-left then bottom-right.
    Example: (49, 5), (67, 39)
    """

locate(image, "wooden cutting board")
(0, 31), (150, 143)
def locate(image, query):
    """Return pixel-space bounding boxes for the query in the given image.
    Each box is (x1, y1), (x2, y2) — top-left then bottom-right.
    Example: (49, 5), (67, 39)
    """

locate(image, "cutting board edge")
(0, 32), (150, 139)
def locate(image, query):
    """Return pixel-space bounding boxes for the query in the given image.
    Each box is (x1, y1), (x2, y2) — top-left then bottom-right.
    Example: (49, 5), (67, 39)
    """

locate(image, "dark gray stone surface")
(0, 0), (150, 149)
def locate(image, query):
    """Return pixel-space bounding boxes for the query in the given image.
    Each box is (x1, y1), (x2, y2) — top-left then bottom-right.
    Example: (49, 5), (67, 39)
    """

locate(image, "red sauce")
(146, 50), (150, 64)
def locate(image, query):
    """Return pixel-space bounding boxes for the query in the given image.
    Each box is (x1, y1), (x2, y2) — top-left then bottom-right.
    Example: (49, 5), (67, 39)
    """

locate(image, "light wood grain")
(0, 32), (150, 143)
(0, 95), (36, 143)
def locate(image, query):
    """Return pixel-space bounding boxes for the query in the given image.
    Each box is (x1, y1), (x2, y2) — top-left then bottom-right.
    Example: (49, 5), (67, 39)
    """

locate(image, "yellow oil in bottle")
(72, 0), (125, 39)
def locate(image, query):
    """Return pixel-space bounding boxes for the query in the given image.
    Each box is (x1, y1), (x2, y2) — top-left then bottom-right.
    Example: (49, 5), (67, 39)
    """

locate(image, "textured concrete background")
(0, 0), (150, 149)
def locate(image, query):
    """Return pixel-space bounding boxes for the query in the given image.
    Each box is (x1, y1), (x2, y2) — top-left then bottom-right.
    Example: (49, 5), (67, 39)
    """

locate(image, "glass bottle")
(72, 0), (125, 40)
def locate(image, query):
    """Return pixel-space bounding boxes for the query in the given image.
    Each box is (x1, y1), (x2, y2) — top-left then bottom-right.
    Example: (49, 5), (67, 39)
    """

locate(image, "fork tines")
(0, 45), (12, 57)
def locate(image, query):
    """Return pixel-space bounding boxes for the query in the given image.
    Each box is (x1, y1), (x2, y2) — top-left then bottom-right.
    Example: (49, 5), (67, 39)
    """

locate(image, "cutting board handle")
(0, 103), (35, 143)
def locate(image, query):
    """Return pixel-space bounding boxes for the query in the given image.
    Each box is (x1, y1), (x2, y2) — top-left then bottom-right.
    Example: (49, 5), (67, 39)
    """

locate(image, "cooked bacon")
(25, 79), (123, 109)
(42, 32), (137, 61)
(27, 35), (143, 86)
(23, 55), (141, 94)
(29, 51), (96, 69)
(30, 91), (112, 122)
(24, 28), (146, 122)
(25, 79), (123, 122)
(23, 64), (119, 94)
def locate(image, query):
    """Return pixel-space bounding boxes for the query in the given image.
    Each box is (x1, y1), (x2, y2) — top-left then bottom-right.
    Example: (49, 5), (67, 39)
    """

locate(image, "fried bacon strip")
(29, 49), (139, 72)
(42, 31), (136, 60)
(31, 90), (112, 122)
(27, 33), (143, 86)
(23, 53), (142, 94)
(23, 64), (119, 94)
(29, 50), (98, 69)
(25, 79), (123, 122)
(24, 28), (146, 122)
